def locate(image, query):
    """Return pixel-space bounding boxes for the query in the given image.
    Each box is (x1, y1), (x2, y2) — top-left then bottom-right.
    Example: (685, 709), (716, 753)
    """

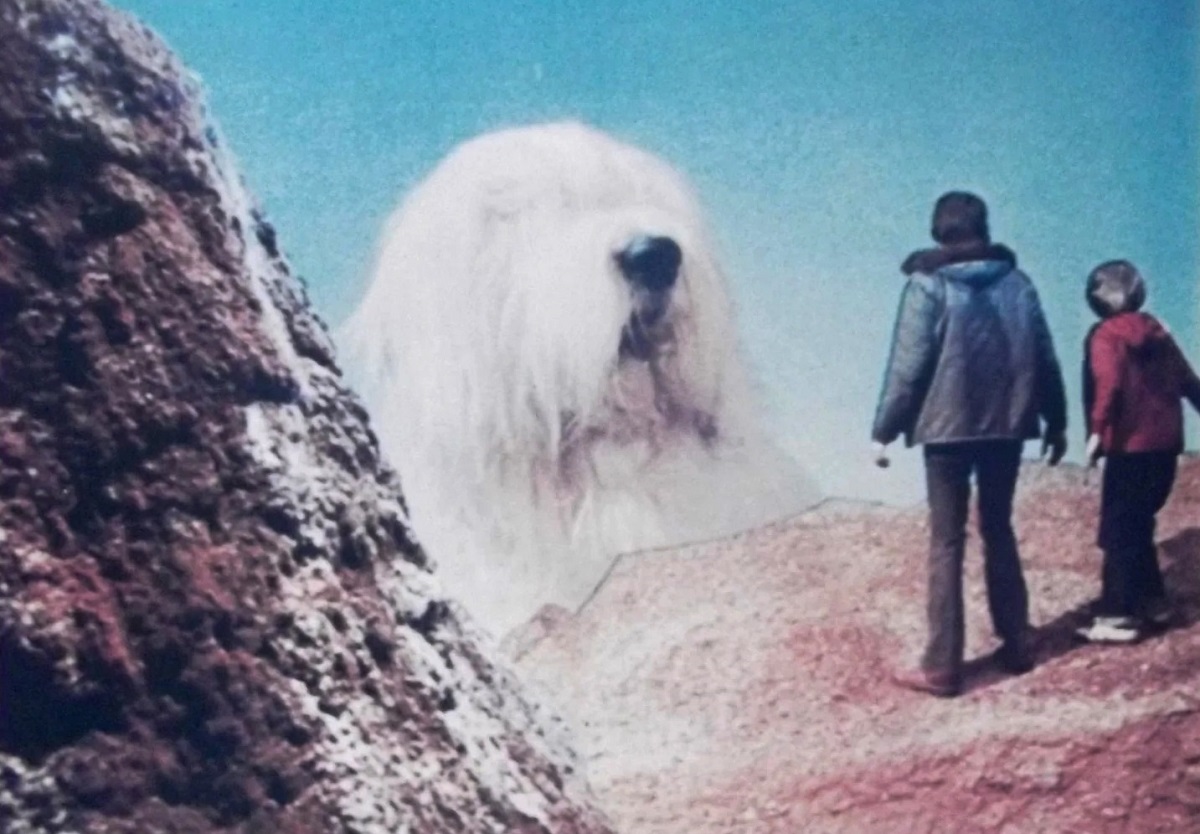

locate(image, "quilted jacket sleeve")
(871, 276), (942, 445)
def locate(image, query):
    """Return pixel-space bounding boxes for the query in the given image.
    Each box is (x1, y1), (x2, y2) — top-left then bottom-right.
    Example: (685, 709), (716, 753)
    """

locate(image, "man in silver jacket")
(872, 191), (1068, 697)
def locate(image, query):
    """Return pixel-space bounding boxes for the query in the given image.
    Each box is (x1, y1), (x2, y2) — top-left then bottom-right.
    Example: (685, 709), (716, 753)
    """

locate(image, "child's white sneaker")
(1076, 616), (1140, 644)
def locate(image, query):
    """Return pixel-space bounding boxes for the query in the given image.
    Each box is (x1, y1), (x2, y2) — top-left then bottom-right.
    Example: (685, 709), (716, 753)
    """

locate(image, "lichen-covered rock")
(0, 2), (613, 832)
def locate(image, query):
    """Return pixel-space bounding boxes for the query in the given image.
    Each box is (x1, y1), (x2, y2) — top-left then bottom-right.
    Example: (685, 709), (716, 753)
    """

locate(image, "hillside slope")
(518, 457), (1200, 833)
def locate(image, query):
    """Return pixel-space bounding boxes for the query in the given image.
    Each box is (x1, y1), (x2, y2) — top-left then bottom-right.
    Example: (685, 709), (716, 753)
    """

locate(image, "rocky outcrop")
(519, 458), (1200, 833)
(0, 2), (612, 832)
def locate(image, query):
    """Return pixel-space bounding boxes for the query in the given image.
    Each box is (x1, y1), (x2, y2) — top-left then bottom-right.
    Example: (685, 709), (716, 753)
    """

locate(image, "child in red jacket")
(1077, 260), (1200, 643)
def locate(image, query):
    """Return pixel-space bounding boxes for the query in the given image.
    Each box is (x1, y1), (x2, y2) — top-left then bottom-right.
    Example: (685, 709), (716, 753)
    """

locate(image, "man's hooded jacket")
(872, 244), (1068, 447)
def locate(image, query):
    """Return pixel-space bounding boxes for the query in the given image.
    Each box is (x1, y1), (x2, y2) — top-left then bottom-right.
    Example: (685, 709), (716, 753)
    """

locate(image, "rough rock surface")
(519, 458), (1200, 833)
(0, 2), (612, 832)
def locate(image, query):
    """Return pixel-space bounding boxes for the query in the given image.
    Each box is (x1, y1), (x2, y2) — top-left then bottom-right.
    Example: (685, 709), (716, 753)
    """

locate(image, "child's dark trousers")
(1096, 451), (1178, 617)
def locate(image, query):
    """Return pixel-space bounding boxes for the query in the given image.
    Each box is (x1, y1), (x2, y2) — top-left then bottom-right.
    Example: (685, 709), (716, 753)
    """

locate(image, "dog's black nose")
(617, 235), (681, 293)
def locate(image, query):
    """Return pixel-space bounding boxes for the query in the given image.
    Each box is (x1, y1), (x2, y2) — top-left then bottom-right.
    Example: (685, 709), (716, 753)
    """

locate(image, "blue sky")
(115, 0), (1198, 502)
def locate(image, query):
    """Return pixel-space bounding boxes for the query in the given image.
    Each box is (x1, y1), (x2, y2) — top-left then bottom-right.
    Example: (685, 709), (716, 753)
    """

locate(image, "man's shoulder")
(997, 267), (1045, 303)
(1001, 265), (1035, 287)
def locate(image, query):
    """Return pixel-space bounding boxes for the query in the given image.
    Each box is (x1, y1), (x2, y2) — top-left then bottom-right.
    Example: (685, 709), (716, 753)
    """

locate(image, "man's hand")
(872, 441), (890, 469)
(1085, 433), (1102, 466)
(1041, 431), (1067, 466)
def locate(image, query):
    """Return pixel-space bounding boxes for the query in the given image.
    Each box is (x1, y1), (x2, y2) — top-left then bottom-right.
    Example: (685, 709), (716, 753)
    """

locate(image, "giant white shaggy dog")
(340, 122), (818, 638)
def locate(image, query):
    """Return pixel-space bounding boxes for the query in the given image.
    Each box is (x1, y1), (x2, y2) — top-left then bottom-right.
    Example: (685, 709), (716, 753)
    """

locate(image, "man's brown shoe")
(891, 666), (960, 698)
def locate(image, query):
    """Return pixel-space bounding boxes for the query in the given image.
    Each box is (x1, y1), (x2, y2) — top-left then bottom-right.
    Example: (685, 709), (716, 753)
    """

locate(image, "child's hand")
(872, 441), (890, 469)
(1085, 433), (1102, 466)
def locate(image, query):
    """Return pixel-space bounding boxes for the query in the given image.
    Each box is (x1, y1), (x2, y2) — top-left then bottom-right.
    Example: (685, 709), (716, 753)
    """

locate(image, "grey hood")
(941, 258), (1017, 289)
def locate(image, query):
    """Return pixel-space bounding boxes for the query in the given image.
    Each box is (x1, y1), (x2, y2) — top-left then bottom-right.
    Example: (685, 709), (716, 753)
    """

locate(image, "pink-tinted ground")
(518, 458), (1200, 833)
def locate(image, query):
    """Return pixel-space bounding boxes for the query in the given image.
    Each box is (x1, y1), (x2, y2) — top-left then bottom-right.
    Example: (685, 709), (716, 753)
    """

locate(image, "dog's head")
(343, 121), (743, 480)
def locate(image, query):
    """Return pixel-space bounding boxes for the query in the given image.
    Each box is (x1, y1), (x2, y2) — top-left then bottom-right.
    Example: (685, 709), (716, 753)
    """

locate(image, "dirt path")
(517, 458), (1200, 833)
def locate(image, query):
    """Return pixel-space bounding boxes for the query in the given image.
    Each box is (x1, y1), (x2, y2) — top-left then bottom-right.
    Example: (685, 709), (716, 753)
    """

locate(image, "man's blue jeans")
(922, 439), (1028, 676)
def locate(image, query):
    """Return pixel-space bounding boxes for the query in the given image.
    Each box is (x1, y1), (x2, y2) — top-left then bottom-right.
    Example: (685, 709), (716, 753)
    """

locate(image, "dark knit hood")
(901, 242), (1017, 276)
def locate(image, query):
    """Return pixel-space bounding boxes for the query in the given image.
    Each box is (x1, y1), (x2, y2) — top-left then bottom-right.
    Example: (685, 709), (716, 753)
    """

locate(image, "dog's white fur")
(340, 122), (818, 637)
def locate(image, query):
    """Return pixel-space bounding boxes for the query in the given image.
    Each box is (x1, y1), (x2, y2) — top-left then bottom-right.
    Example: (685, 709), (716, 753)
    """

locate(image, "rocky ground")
(518, 457), (1200, 833)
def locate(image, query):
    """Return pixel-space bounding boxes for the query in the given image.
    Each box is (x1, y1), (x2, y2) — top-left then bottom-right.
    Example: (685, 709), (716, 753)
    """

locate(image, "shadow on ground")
(958, 526), (1200, 696)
